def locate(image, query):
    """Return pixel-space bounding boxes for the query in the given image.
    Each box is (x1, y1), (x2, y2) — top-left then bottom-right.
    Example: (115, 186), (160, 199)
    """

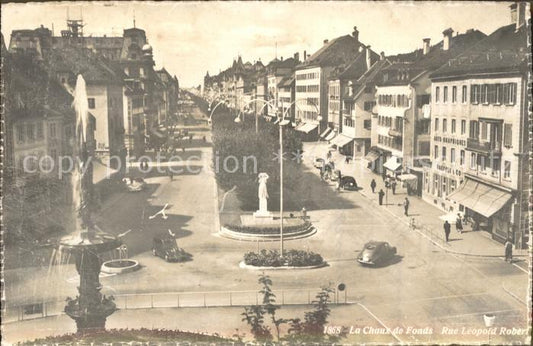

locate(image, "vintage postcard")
(1, 1), (531, 344)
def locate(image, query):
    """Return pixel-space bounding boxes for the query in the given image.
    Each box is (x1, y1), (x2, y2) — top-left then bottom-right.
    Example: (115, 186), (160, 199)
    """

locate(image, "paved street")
(3, 103), (529, 344)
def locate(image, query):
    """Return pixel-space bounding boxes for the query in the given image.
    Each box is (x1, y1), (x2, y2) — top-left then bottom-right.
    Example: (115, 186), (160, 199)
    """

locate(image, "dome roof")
(142, 44), (152, 51)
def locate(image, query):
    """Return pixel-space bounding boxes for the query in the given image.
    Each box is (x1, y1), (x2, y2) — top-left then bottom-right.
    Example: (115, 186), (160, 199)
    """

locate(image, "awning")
(93, 160), (118, 184)
(383, 156), (402, 171)
(331, 134), (354, 148)
(397, 173), (418, 181)
(320, 128), (332, 138)
(150, 127), (165, 138)
(296, 123), (318, 134)
(325, 130), (337, 141)
(364, 150), (380, 163)
(447, 179), (513, 218)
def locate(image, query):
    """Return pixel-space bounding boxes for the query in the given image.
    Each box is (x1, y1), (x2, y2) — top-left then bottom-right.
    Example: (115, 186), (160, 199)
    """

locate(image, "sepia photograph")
(1, 1), (531, 344)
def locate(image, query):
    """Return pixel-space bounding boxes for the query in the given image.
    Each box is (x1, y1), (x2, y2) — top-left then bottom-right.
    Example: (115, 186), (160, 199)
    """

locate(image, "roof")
(378, 29), (487, 86)
(348, 59), (392, 100)
(430, 24), (528, 79)
(298, 34), (364, 69)
(43, 47), (126, 84)
(278, 75), (295, 88)
(337, 50), (380, 80)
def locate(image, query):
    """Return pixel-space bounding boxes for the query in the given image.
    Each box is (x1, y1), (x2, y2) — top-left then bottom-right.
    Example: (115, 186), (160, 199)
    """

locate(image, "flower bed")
(244, 249), (324, 267)
(225, 221), (311, 235)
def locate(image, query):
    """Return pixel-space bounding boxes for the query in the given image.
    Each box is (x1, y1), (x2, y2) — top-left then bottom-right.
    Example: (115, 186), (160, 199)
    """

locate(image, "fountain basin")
(101, 259), (140, 274)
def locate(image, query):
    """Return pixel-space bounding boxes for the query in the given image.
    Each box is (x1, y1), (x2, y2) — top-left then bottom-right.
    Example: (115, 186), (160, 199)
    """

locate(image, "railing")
(466, 138), (501, 154)
(3, 288), (349, 324)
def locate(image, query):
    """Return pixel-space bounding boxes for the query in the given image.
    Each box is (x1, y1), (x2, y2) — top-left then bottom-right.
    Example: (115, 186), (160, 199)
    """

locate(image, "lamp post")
(234, 98), (278, 133)
(283, 98), (321, 133)
(278, 109), (291, 256)
(207, 99), (228, 125)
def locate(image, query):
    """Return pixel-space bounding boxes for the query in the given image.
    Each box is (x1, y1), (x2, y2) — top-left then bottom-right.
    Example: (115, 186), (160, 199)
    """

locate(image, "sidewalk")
(305, 142), (529, 259)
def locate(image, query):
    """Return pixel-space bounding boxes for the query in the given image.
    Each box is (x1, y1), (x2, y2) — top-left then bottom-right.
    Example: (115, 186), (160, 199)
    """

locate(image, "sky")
(1, 1), (514, 87)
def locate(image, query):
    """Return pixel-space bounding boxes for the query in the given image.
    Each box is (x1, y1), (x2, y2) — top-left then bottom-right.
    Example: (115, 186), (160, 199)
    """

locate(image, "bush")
(244, 249), (324, 267)
(225, 221), (312, 235)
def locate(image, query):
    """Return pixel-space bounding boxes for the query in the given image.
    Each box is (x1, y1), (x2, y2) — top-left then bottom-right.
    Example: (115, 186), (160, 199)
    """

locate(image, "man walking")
(378, 189), (385, 205)
(456, 214), (463, 234)
(370, 179), (377, 193)
(444, 220), (451, 242)
(391, 180), (397, 195)
(403, 197), (410, 216)
(504, 238), (513, 263)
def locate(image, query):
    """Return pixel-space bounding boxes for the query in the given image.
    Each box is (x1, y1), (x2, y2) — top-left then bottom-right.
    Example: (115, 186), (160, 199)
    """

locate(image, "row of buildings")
(203, 2), (530, 248)
(3, 18), (180, 183)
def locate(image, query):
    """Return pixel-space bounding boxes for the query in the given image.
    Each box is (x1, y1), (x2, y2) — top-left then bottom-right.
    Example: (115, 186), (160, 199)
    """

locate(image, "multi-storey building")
(372, 28), (486, 195)
(265, 54), (299, 117)
(424, 3), (529, 248)
(295, 27), (370, 140)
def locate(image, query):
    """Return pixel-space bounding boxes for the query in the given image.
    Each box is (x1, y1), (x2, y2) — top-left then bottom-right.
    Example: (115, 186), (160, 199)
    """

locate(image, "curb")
(238, 260), (328, 270)
(219, 225), (317, 242)
(501, 282), (527, 306)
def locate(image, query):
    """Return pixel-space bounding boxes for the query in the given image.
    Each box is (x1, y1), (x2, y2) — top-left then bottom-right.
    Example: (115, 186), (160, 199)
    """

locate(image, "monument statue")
(254, 172), (272, 218)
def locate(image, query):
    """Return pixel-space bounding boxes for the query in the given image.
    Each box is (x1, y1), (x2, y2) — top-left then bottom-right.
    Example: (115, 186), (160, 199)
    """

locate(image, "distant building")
(373, 27), (487, 195)
(265, 54), (299, 118)
(424, 3), (529, 248)
(294, 27), (371, 140)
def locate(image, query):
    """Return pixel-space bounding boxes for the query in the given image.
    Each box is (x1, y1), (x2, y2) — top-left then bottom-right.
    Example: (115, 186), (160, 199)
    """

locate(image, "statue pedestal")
(253, 210), (273, 219)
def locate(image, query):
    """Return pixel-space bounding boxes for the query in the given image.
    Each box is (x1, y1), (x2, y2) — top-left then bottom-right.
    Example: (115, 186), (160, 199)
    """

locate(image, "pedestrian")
(444, 220), (451, 242)
(504, 239), (513, 263)
(336, 180), (341, 192)
(327, 151), (332, 160)
(403, 197), (410, 216)
(378, 189), (385, 205)
(382, 170), (387, 182)
(456, 214), (463, 234)
(345, 156), (350, 164)
(370, 179), (377, 193)
(391, 180), (397, 195)
(169, 170), (174, 181)
(189, 134), (193, 142)
(203, 135), (206, 143)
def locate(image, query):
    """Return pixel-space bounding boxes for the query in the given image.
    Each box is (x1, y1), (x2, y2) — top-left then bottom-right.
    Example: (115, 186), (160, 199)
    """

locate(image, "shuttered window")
(504, 123), (513, 147)
(480, 122), (487, 140)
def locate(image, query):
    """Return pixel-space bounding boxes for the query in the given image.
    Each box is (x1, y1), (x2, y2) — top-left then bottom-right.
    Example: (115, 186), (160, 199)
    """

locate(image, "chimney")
(510, 3), (517, 24)
(281, 56), (283, 61)
(294, 52), (299, 62)
(366, 45), (372, 70)
(380, 51), (385, 60)
(352, 26), (359, 42)
(423, 38), (430, 55)
(515, 2), (526, 30)
(303, 50), (307, 62)
(442, 28), (453, 51)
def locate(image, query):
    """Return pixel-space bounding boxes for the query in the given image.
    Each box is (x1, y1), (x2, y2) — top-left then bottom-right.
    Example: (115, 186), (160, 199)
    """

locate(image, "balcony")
(466, 138), (501, 155)
(388, 128), (402, 137)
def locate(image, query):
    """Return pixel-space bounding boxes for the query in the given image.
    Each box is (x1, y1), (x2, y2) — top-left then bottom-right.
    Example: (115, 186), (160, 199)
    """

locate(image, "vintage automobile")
(340, 176), (358, 190)
(152, 236), (190, 262)
(357, 241), (397, 266)
(123, 177), (146, 192)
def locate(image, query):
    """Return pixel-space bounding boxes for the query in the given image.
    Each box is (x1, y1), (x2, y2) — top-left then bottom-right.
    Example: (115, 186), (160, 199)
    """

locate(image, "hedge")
(244, 249), (324, 267)
(224, 221), (312, 235)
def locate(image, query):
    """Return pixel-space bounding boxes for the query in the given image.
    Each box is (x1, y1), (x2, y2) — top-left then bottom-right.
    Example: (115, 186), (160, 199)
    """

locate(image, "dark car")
(357, 241), (397, 266)
(340, 176), (358, 190)
(152, 237), (190, 262)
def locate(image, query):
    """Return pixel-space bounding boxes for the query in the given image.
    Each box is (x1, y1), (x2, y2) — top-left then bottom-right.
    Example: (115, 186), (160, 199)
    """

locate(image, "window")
(503, 83), (517, 105)
(469, 120), (478, 138)
(451, 119), (456, 134)
(36, 122), (44, 139)
(442, 146), (447, 161)
(140, 67), (145, 76)
(363, 120), (371, 130)
(504, 123), (512, 147)
(470, 153), (476, 169)
(88, 98), (96, 109)
(364, 101), (375, 111)
(16, 124), (25, 143)
(480, 84), (488, 104)
(450, 148), (455, 163)
(462, 85), (468, 103)
(504, 160), (511, 179)
(27, 124), (35, 142)
(452, 86), (457, 103)
(479, 156), (486, 172)
(434, 118), (439, 131)
(443, 86), (448, 103)
(494, 84), (502, 104)
(435, 87), (440, 103)
(442, 119), (447, 133)
(471, 84), (480, 104)
(49, 123), (57, 138)
(460, 150), (465, 166)
(461, 120), (466, 135)
(480, 122), (487, 141)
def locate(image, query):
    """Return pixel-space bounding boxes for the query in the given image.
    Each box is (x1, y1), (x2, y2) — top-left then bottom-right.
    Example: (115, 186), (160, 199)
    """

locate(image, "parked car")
(152, 236), (190, 262)
(314, 157), (325, 169)
(340, 176), (358, 190)
(357, 241), (397, 266)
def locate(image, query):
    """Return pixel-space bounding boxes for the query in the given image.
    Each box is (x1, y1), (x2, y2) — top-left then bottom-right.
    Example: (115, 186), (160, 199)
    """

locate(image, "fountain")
(60, 75), (122, 333)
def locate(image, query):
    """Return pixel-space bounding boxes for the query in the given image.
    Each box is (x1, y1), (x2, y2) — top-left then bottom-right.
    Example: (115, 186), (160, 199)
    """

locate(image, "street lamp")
(207, 99), (228, 125)
(278, 107), (292, 256)
(234, 98), (277, 133)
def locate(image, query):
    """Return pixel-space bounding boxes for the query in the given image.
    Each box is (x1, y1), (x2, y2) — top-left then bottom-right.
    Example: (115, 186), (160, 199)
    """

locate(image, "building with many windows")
(424, 3), (529, 248)
(370, 28), (486, 195)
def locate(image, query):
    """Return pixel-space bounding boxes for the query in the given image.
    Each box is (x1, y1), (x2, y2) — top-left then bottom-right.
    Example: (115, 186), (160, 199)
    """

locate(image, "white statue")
(258, 173), (269, 214)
